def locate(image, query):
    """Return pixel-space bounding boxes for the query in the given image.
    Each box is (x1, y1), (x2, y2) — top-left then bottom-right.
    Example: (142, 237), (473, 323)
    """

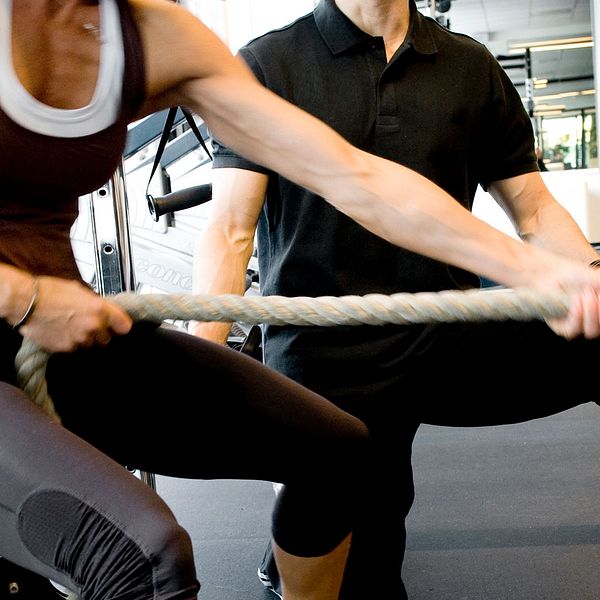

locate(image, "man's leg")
(338, 416), (419, 600)
(257, 411), (418, 600)
(258, 538), (282, 597)
(258, 318), (600, 599)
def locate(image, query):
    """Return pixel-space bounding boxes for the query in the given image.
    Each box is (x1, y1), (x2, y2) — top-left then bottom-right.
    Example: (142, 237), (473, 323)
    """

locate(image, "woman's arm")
(133, 0), (600, 340)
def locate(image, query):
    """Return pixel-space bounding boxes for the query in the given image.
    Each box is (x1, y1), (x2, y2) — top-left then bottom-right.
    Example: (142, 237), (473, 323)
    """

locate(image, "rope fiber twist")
(15, 287), (570, 421)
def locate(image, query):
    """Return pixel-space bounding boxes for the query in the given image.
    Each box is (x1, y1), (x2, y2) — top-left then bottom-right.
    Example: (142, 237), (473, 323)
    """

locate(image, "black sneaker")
(257, 568), (282, 599)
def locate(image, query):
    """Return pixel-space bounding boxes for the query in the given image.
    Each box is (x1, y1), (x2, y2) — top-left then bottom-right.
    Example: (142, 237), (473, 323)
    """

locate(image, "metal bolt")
(8, 582), (20, 594)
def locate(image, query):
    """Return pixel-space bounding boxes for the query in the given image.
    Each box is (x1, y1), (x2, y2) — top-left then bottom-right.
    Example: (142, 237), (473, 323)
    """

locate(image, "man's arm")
(489, 172), (599, 263)
(135, 1), (575, 290)
(190, 168), (268, 343)
(135, 0), (600, 340)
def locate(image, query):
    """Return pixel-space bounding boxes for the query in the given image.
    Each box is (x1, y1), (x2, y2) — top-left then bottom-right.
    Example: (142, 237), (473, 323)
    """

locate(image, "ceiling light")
(533, 91), (588, 102)
(509, 36), (593, 54)
(534, 104), (566, 111)
(533, 110), (564, 117)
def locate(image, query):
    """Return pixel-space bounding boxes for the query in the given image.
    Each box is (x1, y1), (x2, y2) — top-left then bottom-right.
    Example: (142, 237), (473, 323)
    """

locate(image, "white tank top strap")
(0, 0), (124, 138)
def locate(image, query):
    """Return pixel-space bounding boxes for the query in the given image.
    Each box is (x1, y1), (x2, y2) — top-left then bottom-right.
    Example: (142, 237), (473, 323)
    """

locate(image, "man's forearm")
(191, 226), (254, 343)
(518, 200), (599, 264)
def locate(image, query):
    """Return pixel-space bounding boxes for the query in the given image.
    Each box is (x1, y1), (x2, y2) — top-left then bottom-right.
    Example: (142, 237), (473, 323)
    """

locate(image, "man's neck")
(335, 0), (410, 58)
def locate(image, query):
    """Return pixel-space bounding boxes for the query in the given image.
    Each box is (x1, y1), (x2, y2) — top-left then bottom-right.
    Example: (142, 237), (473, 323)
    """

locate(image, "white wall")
(183, 0), (317, 51)
(473, 169), (600, 244)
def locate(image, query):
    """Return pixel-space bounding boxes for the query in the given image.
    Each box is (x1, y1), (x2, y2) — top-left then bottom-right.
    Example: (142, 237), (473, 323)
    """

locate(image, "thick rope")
(15, 287), (570, 421)
(114, 288), (570, 326)
(15, 338), (56, 420)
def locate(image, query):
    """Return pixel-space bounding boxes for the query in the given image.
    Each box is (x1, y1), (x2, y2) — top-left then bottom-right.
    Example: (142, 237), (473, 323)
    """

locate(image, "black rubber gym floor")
(155, 402), (600, 600)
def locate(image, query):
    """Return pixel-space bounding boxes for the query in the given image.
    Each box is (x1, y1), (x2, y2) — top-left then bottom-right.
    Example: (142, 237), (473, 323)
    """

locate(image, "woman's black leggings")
(0, 323), (369, 600)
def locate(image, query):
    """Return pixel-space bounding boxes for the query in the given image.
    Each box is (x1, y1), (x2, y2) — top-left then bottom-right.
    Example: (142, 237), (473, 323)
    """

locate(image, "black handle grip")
(147, 183), (212, 221)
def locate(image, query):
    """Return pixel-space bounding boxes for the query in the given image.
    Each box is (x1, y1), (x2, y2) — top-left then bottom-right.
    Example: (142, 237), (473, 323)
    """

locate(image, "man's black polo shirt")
(211, 0), (538, 394)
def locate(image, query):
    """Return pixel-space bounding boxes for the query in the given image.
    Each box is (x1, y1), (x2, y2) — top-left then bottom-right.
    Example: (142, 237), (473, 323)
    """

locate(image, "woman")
(0, 1), (369, 599)
(2, 2), (600, 600)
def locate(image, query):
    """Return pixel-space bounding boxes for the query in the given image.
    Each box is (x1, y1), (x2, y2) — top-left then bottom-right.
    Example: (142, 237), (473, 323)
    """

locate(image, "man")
(191, 0), (600, 597)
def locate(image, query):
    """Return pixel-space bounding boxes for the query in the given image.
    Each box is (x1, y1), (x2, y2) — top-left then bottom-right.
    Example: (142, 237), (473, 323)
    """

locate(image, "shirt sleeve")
(478, 53), (539, 190)
(211, 47), (273, 176)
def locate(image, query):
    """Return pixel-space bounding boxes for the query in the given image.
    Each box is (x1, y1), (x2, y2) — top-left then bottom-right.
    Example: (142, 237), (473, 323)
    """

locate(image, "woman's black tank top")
(0, 0), (146, 280)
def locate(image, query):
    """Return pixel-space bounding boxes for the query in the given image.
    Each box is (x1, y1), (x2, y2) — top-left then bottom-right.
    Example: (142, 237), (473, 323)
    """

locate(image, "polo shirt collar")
(314, 0), (438, 57)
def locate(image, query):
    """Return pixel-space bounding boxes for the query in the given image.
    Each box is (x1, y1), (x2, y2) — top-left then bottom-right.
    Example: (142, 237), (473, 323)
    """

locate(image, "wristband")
(590, 259), (600, 269)
(12, 276), (40, 329)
